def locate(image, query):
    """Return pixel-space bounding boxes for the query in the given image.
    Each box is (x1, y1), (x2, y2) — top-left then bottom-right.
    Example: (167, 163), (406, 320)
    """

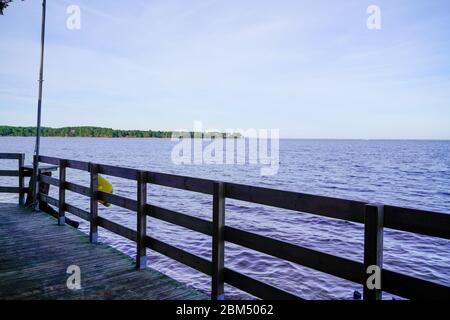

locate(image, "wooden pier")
(0, 203), (206, 300)
(1, 152), (450, 300)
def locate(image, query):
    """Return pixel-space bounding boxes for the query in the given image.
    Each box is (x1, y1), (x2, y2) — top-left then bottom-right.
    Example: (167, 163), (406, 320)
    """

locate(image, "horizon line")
(1, 124), (449, 141)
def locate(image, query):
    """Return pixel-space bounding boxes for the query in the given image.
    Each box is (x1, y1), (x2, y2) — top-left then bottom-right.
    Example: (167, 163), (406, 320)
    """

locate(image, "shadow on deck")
(0, 203), (207, 300)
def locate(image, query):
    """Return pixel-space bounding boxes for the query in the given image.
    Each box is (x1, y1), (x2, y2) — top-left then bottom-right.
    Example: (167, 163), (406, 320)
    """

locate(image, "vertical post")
(58, 159), (66, 226)
(363, 204), (384, 300)
(136, 171), (148, 270)
(32, 155), (40, 209)
(212, 181), (225, 300)
(89, 163), (99, 243)
(18, 154), (25, 206)
(32, 0), (47, 212)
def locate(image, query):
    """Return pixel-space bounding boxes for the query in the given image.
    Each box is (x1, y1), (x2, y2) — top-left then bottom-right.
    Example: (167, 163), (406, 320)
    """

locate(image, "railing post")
(58, 159), (67, 226)
(136, 170), (148, 270)
(212, 181), (225, 300)
(32, 155), (40, 210)
(18, 154), (25, 206)
(363, 204), (384, 300)
(89, 163), (99, 243)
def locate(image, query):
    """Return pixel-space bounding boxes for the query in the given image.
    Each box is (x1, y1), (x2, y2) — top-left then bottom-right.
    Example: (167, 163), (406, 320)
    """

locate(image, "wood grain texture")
(136, 171), (148, 269)
(363, 204), (384, 300)
(89, 163), (99, 243)
(0, 153), (23, 160)
(18, 154), (25, 206)
(0, 170), (20, 177)
(212, 182), (225, 300)
(0, 203), (207, 300)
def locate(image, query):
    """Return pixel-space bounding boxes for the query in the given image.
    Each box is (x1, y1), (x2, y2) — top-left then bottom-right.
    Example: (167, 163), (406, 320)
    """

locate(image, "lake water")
(0, 137), (449, 299)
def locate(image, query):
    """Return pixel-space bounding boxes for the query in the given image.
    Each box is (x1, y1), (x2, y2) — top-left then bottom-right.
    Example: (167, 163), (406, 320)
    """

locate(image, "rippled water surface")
(1, 137), (449, 299)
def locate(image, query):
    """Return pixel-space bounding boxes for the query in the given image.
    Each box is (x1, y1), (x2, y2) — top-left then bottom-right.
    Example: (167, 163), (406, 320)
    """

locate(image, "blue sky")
(1, 0), (449, 139)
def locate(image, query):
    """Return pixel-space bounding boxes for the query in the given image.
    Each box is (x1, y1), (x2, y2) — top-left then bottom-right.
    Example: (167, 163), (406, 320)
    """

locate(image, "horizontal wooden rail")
(65, 203), (90, 221)
(38, 193), (59, 207)
(39, 155), (59, 165)
(32, 154), (450, 300)
(97, 191), (137, 211)
(384, 205), (450, 240)
(225, 226), (364, 284)
(146, 172), (214, 195)
(22, 170), (32, 177)
(0, 170), (19, 177)
(225, 183), (366, 223)
(66, 159), (90, 171)
(98, 164), (138, 180)
(0, 153), (25, 205)
(66, 181), (90, 197)
(97, 216), (136, 242)
(0, 186), (25, 193)
(224, 268), (301, 300)
(382, 269), (450, 300)
(145, 236), (212, 276)
(0, 153), (23, 160)
(39, 174), (59, 187)
(146, 204), (213, 236)
(0, 169), (30, 178)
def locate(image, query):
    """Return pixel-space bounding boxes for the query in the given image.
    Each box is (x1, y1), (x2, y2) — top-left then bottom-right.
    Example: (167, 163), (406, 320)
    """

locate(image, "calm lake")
(1, 137), (449, 299)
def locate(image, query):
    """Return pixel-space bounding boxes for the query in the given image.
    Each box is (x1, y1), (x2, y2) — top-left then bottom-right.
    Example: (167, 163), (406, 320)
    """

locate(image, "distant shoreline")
(1, 136), (448, 142)
(0, 126), (241, 139)
(1, 126), (448, 141)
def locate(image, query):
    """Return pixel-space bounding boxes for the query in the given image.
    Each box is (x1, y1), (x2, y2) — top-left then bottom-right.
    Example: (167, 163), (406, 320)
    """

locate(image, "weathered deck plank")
(0, 203), (207, 300)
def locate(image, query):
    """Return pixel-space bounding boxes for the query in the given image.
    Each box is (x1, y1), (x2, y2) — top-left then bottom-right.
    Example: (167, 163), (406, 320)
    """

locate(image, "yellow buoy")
(98, 174), (113, 207)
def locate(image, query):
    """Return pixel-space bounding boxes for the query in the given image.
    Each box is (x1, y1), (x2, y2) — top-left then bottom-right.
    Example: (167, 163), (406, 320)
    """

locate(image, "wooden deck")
(0, 203), (207, 300)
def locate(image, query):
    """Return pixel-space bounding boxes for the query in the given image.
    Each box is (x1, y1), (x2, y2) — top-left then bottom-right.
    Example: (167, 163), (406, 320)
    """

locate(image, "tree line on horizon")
(0, 126), (242, 139)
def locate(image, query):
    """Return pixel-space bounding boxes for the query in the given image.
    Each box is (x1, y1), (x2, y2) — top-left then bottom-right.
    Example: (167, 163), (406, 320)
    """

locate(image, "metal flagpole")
(32, 0), (47, 211)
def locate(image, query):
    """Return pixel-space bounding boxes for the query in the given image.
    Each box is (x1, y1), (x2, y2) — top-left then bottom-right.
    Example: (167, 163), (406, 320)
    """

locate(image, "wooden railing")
(1, 152), (449, 300)
(0, 153), (27, 205)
